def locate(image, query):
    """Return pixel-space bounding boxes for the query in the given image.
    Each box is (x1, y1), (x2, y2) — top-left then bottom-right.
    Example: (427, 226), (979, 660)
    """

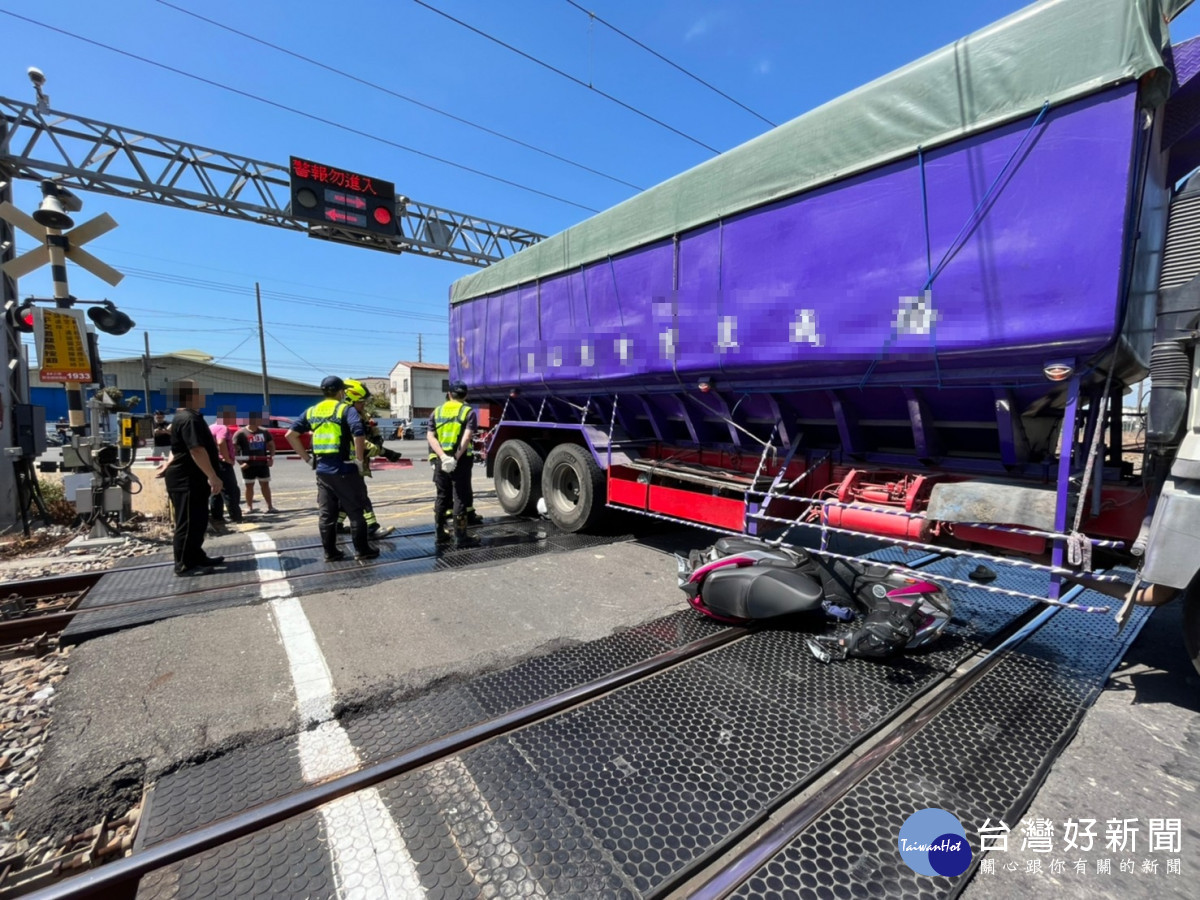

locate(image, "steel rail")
(0, 570), (103, 599)
(49, 522), (627, 623)
(676, 601), (1065, 900)
(0, 571), (102, 643)
(22, 624), (751, 900)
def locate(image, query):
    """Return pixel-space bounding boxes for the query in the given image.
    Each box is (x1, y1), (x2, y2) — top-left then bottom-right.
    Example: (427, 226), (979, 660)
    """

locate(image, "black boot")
(454, 515), (480, 548)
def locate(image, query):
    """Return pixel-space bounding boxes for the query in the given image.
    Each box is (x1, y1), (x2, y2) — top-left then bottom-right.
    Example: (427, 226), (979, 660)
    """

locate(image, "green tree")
(364, 394), (390, 418)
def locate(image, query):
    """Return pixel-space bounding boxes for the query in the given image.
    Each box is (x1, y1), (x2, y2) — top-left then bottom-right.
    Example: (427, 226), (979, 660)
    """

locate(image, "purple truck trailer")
(449, 0), (1200, 673)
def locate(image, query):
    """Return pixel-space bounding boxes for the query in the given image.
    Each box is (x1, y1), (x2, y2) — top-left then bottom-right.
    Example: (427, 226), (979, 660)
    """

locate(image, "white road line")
(256, 534), (425, 899)
(249, 531), (292, 599)
(430, 757), (549, 897)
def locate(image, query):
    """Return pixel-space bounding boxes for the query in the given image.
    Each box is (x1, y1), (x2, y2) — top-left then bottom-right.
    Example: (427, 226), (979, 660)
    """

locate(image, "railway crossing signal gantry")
(0, 89), (546, 530)
(0, 95), (545, 267)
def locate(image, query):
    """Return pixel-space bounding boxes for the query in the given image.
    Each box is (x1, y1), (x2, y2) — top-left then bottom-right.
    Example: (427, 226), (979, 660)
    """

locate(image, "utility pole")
(417, 334), (423, 363)
(141, 331), (152, 413)
(256, 282), (270, 414)
(0, 159), (18, 530)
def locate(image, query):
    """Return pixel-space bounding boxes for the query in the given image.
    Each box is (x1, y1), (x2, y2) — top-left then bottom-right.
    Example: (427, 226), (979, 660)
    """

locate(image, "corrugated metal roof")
(78, 354), (322, 394)
(394, 361), (449, 370)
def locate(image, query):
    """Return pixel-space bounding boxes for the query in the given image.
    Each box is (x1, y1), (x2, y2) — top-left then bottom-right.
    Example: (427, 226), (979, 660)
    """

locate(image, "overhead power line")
(0, 8), (600, 213)
(266, 330), (338, 377)
(154, 0), (644, 192)
(118, 266), (447, 323)
(410, 0), (721, 154)
(562, 0), (776, 128)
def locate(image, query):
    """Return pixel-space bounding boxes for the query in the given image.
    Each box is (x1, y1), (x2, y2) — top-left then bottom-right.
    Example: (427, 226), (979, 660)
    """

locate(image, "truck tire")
(542, 443), (606, 532)
(493, 439), (543, 516)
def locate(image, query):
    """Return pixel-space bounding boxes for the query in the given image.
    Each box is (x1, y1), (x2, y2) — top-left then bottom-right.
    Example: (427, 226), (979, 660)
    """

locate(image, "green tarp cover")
(451, 0), (1187, 304)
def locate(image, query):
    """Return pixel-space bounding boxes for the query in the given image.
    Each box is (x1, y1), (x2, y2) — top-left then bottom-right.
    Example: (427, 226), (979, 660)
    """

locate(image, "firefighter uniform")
(429, 386), (479, 541)
(337, 379), (386, 537)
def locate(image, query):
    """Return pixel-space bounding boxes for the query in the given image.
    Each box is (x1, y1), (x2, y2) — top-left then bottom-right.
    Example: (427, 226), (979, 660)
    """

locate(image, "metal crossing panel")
(133, 554), (1080, 899)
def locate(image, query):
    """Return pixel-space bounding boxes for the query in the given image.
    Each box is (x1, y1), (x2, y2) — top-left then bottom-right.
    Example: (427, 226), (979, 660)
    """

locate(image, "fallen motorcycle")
(676, 537), (953, 662)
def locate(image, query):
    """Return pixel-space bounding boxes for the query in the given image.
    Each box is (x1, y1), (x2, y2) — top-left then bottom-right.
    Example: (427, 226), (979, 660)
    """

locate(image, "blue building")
(31, 351), (323, 421)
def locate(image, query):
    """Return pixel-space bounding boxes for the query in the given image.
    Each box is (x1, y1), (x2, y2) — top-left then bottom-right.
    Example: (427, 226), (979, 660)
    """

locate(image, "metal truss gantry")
(0, 96), (544, 267)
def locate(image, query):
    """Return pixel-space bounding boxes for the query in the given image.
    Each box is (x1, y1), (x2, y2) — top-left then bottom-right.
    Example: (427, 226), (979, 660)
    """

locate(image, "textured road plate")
(64, 519), (634, 643)
(725, 597), (1150, 900)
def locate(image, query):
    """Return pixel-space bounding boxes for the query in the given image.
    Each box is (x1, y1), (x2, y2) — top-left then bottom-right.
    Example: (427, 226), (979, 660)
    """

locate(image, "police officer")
(286, 376), (380, 562)
(428, 380), (482, 542)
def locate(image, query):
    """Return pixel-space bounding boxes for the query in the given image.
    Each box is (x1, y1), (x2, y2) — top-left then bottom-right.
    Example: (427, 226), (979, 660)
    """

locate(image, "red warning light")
(373, 207), (393, 226)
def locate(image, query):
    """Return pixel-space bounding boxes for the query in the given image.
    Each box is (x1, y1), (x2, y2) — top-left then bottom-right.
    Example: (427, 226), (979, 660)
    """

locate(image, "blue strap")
(860, 101), (1051, 391)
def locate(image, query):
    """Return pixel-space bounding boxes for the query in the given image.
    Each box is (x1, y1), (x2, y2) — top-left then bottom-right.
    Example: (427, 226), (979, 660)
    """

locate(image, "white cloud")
(685, 17), (711, 41)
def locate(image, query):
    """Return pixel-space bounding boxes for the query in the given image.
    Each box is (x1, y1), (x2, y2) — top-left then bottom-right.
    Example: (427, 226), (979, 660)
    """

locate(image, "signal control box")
(119, 413), (137, 449)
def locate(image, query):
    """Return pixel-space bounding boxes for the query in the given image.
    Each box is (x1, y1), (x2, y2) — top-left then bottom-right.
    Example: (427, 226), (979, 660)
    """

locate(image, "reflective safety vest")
(306, 398), (351, 457)
(430, 400), (472, 460)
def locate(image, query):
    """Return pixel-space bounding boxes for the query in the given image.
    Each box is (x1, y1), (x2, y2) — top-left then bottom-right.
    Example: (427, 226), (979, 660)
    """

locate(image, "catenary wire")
(0, 8), (601, 213)
(562, 0), (776, 127)
(410, 0), (721, 154)
(153, 0), (644, 193)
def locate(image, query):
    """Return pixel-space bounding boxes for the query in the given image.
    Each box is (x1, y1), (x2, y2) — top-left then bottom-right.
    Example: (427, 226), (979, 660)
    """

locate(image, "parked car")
(264, 417), (311, 452)
(199, 415), (311, 452)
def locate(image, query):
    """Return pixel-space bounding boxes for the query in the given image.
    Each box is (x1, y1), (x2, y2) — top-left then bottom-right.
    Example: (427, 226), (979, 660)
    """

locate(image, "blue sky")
(5, 0), (1200, 387)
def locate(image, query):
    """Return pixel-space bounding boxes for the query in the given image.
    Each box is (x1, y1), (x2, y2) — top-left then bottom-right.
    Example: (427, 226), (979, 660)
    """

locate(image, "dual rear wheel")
(493, 439), (606, 532)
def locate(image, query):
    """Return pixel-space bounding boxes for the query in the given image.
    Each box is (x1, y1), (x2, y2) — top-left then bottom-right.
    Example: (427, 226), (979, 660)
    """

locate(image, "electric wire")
(153, 0), (644, 193)
(410, 0), (721, 154)
(98, 245), (438, 309)
(115, 266), (446, 323)
(0, 8), (601, 213)
(265, 329), (330, 377)
(562, 0), (776, 127)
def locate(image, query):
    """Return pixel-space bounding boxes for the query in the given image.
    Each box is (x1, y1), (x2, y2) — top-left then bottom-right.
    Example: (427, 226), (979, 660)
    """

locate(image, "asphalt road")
(13, 440), (1200, 897)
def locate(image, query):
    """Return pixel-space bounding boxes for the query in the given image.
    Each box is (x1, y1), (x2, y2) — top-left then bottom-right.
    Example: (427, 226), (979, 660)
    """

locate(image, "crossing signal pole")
(0, 180), (125, 432)
(0, 181), (137, 536)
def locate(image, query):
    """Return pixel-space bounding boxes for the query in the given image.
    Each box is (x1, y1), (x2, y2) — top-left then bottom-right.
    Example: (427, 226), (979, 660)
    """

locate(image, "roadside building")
(388, 361), (448, 421)
(354, 376), (391, 409)
(30, 350), (323, 420)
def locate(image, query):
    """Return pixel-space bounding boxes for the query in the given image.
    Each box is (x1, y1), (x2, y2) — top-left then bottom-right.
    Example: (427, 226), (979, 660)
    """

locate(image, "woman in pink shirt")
(209, 406), (243, 527)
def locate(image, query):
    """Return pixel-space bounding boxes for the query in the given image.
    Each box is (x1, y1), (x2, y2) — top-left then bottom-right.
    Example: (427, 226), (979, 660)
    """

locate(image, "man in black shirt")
(162, 381), (226, 576)
(152, 410), (172, 450)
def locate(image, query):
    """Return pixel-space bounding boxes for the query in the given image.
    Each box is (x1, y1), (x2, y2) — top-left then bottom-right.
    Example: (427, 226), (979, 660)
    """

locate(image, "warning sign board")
(35, 308), (93, 383)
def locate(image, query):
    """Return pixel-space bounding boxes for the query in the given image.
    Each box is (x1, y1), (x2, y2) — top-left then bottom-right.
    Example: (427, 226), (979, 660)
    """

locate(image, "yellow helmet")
(343, 378), (370, 403)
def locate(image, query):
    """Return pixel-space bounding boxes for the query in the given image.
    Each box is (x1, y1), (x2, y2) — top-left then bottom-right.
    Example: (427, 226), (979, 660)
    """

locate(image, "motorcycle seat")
(712, 537), (807, 569)
(701, 566), (825, 620)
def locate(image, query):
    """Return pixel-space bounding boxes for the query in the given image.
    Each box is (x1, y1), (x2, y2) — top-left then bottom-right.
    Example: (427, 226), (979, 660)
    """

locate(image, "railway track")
(0, 572), (102, 645)
(0, 517), (545, 647)
(9, 553), (1139, 899)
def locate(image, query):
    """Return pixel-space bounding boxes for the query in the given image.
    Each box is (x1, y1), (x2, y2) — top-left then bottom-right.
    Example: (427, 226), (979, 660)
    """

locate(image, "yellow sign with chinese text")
(35, 307), (93, 383)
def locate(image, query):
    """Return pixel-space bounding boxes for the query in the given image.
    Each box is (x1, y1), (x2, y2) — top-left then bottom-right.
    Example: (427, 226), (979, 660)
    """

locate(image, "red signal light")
(6, 299), (36, 334)
(373, 206), (393, 226)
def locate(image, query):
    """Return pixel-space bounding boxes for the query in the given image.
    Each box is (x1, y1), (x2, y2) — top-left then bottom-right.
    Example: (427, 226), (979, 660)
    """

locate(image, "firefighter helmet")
(344, 378), (370, 403)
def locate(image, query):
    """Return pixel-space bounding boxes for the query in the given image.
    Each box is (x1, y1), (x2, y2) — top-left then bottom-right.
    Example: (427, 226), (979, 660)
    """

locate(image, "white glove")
(440, 456), (457, 474)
